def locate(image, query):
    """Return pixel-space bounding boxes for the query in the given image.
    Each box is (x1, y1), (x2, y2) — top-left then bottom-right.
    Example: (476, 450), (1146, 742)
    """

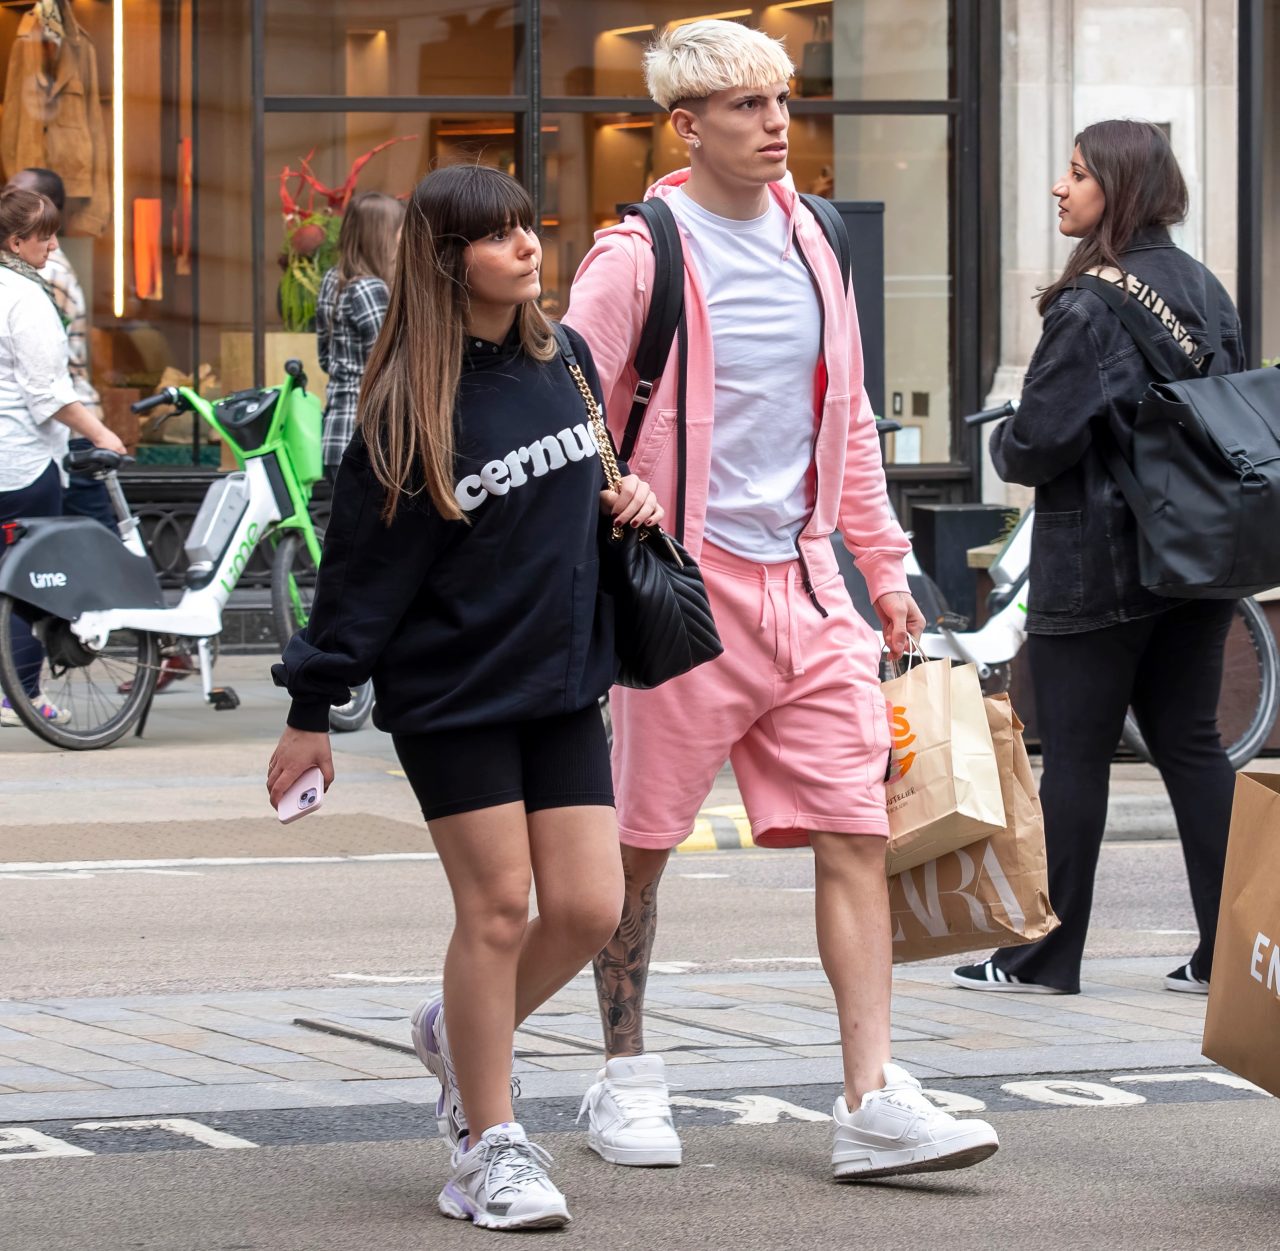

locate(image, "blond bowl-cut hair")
(643, 19), (794, 112)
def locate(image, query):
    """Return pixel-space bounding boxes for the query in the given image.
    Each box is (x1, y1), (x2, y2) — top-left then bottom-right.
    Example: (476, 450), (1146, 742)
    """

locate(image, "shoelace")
(577, 1073), (677, 1125)
(476, 1134), (554, 1199)
(869, 1075), (946, 1122)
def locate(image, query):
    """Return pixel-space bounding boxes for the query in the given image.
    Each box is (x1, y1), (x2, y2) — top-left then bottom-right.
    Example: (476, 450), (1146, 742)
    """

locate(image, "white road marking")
(74, 1118), (257, 1149)
(0, 1128), (91, 1160)
(1002, 1079), (1147, 1107)
(731, 956), (823, 965)
(649, 962), (698, 974)
(0, 868), (206, 880)
(0, 852), (440, 874)
(330, 972), (435, 984)
(1112, 1072), (1271, 1095)
(671, 1094), (831, 1125)
(922, 1089), (988, 1113)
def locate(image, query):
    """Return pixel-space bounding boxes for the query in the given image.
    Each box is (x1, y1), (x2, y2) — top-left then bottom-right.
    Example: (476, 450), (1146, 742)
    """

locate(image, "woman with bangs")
(268, 164), (663, 1230)
(0, 187), (125, 728)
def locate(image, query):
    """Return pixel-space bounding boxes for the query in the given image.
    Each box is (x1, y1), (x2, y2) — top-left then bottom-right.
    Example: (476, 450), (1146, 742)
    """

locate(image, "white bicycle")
(871, 402), (1279, 768)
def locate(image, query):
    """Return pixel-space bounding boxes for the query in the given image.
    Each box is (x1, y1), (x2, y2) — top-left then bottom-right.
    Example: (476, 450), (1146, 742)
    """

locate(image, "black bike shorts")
(392, 704), (614, 822)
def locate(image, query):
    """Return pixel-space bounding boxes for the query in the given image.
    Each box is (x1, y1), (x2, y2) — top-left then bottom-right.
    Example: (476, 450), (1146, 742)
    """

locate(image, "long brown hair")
(1037, 120), (1188, 315)
(335, 191), (404, 294)
(0, 187), (60, 246)
(358, 165), (555, 523)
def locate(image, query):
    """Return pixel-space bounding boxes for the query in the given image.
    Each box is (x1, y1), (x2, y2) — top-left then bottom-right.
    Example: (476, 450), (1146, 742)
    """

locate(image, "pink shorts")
(611, 540), (891, 850)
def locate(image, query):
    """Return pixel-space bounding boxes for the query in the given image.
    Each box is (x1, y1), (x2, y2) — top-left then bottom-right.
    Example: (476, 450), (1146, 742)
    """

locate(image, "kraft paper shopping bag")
(1202, 771), (1280, 1097)
(883, 658), (1005, 875)
(890, 694), (1059, 963)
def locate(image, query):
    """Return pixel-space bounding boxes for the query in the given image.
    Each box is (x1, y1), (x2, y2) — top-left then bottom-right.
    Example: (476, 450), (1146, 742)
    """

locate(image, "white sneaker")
(410, 998), (467, 1147)
(832, 1062), (1000, 1180)
(437, 1123), (569, 1230)
(578, 1054), (682, 1167)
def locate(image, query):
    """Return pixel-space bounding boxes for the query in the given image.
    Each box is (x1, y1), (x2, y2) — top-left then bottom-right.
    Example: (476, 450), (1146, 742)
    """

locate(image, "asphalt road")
(3, 1102), (1277, 1251)
(3, 840), (1204, 999)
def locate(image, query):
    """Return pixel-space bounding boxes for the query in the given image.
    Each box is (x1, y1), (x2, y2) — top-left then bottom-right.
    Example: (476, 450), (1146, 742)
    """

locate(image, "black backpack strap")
(549, 320), (576, 365)
(799, 193), (851, 292)
(619, 199), (685, 462)
(1075, 274), (1205, 383)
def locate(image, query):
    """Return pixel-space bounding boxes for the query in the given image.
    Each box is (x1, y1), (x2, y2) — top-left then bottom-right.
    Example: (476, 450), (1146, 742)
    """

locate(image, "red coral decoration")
(279, 135), (418, 225)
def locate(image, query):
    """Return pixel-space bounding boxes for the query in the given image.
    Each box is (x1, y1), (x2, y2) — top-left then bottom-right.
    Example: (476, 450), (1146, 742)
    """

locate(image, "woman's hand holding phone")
(268, 727), (335, 818)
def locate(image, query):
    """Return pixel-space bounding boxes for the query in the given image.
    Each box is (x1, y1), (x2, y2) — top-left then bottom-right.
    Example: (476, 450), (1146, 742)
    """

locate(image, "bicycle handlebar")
(963, 400), (1017, 427)
(131, 387), (182, 415)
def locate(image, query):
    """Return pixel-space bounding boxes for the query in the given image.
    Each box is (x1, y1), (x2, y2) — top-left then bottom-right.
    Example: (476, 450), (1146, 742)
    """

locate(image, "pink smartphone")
(276, 766), (325, 823)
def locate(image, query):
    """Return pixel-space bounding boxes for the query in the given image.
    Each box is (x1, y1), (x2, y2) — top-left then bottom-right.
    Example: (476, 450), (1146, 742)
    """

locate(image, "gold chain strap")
(566, 360), (629, 540)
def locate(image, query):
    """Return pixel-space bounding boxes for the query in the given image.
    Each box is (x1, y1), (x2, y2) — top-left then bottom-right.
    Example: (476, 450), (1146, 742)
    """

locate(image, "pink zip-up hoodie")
(564, 167), (910, 606)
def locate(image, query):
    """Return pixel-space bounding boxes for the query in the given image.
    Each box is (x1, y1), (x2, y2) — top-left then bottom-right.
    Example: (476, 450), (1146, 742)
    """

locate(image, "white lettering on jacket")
(454, 424), (599, 513)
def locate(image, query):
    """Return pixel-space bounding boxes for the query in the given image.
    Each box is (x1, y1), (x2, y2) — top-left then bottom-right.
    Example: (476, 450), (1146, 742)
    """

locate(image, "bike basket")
(281, 388), (324, 487)
(214, 387), (279, 452)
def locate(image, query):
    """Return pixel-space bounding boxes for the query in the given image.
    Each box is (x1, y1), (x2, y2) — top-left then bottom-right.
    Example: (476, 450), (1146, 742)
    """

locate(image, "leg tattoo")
(593, 867), (662, 1058)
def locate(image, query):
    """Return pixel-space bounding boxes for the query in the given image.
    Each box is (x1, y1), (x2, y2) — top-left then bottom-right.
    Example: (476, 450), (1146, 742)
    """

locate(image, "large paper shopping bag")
(883, 659), (1005, 875)
(891, 694), (1059, 963)
(1202, 771), (1280, 1097)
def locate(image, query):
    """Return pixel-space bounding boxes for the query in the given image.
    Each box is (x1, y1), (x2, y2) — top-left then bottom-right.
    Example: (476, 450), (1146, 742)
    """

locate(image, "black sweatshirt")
(273, 324), (617, 734)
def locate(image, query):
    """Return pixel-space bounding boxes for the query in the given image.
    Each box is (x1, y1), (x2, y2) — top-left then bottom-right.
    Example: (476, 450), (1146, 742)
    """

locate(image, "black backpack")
(1078, 271), (1280, 598)
(617, 194), (852, 540)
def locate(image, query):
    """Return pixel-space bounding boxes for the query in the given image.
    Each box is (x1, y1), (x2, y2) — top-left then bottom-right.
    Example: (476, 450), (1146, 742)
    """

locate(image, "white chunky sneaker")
(832, 1063), (1000, 1180)
(578, 1054), (682, 1167)
(410, 998), (467, 1147)
(437, 1123), (570, 1231)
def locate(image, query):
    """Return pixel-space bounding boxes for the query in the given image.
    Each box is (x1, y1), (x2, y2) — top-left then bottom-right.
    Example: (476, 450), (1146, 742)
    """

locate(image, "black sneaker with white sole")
(1163, 962), (1210, 994)
(951, 960), (1071, 994)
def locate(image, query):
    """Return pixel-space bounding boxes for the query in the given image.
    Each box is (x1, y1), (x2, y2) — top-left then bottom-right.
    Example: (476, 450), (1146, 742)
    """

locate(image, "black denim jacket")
(991, 229), (1245, 635)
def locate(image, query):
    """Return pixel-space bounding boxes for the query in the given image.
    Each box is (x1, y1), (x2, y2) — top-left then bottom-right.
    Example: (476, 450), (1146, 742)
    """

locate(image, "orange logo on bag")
(888, 705), (916, 783)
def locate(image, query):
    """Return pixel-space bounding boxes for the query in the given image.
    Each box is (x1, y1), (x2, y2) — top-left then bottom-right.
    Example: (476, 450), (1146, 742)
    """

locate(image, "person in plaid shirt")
(6, 167), (112, 529)
(316, 191), (404, 479)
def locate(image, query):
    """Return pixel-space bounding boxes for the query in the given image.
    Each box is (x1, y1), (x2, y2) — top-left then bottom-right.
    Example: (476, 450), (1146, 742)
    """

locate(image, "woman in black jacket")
(952, 120), (1244, 998)
(268, 166), (662, 1230)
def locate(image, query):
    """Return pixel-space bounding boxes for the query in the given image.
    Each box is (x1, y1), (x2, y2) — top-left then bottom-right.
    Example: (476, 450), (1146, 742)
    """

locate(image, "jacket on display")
(1, 4), (110, 236)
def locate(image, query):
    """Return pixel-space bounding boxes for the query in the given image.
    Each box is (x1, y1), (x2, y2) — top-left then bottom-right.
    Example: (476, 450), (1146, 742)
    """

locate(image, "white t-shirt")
(0, 269), (78, 492)
(666, 188), (822, 563)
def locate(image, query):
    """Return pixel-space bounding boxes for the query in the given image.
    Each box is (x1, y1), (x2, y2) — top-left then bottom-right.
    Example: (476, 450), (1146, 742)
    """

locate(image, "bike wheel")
(271, 530), (373, 733)
(328, 679), (374, 733)
(0, 596), (160, 750)
(270, 530), (319, 651)
(1121, 597), (1280, 769)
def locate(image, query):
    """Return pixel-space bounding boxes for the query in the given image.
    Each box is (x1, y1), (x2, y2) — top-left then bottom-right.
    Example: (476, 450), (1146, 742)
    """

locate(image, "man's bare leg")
(582, 842), (682, 1166)
(592, 843), (671, 1058)
(810, 832), (893, 1101)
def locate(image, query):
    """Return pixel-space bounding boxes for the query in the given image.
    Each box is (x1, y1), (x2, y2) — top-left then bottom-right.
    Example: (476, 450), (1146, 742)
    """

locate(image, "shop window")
(0, 0), (254, 468)
(260, 111), (521, 393)
(541, 0), (949, 101)
(264, 1), (523, 96)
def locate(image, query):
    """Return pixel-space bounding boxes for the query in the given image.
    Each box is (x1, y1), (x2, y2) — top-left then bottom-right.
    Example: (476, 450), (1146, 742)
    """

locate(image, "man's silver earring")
(691, 138), (701, 150)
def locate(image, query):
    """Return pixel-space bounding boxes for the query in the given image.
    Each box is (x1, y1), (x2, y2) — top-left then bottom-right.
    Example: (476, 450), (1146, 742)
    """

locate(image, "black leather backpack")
(1078, 271), (1280, 599)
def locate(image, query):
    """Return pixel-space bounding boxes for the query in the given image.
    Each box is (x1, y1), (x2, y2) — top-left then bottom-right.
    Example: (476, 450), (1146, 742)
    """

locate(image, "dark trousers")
(62, 437), (117, 530)
(0, 460), (63, 697)
(995, 599), (1236, 992)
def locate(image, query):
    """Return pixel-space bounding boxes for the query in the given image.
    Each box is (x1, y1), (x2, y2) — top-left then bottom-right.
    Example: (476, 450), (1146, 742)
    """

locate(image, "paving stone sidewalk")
(0, 958), (1214, 1125)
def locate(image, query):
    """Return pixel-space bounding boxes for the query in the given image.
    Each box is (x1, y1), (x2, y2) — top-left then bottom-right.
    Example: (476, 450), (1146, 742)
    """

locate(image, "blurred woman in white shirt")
(0, 187), (124, 726)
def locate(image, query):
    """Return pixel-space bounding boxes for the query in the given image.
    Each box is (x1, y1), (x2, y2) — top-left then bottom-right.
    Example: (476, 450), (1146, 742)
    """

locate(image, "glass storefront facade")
(0, 1), (1001, 514)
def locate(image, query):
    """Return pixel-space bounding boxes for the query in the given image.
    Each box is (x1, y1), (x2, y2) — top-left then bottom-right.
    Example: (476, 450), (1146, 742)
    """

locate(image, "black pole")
(1238, 0), (1263, 367)
(251, 0), (266, 388)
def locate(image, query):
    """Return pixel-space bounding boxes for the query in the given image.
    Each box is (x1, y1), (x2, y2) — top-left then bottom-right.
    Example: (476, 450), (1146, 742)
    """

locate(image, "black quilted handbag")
(555, 327), (723, 690)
